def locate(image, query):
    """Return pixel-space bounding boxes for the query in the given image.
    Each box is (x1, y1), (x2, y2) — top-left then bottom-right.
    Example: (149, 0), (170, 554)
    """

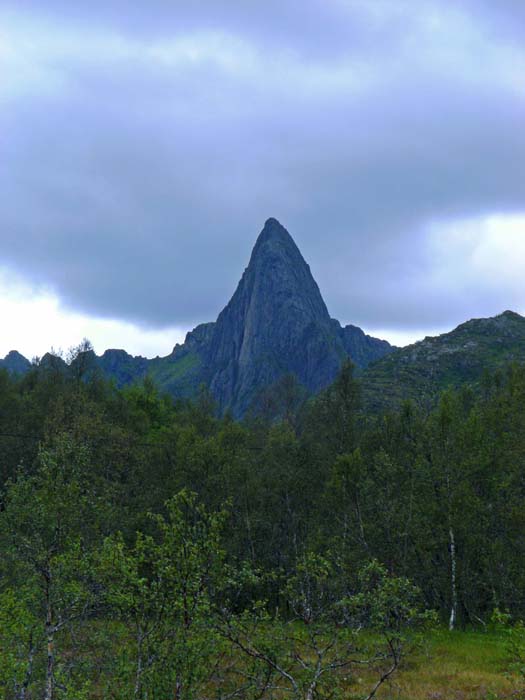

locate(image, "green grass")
(363, 630), (521, 700)
(22, 626), (524, 699)
(148, 351), (202, 397)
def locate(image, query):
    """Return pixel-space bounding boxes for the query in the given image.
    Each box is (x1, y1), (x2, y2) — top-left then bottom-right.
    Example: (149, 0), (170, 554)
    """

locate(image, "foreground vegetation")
(2, 348), (525, 697)
(374, 629), (522, 699)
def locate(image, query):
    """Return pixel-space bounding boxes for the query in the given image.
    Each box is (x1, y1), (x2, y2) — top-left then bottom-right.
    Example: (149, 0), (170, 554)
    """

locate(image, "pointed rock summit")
(0, 350), (32, 375)
(243, 218), (331, 325)
(205, 218), (344, 413)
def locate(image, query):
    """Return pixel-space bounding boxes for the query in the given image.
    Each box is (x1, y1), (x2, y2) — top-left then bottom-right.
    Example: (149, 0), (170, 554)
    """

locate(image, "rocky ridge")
(361, 310), (525, 411)
(1, 219), (393, 415)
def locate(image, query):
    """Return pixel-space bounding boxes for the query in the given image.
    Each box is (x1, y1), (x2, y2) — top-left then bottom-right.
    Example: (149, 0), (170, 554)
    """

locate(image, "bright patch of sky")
(0, 269), (185, 359)
(427, 214), (525, 318)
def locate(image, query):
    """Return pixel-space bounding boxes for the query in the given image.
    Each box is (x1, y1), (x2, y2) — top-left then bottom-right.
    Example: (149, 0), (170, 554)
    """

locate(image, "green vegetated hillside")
(148, 350), (203, 397)
(361, 310), (525, 412)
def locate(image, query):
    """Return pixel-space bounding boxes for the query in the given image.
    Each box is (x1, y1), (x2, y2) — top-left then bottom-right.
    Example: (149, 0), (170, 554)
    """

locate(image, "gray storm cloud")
(0, 0), (524, 334)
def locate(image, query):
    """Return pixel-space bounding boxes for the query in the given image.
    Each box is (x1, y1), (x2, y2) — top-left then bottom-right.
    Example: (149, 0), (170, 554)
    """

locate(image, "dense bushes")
(1, 358), (525, 695)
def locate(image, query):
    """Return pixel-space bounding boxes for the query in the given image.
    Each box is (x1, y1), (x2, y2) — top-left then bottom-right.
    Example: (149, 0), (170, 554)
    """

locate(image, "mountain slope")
(361, 310), (525, 412)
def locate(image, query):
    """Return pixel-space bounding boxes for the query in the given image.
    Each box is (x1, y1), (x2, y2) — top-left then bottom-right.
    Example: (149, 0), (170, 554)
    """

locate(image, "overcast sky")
(1, 0), (524, 358)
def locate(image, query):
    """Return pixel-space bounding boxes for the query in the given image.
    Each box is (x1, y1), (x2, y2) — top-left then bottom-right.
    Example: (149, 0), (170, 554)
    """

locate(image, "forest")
(1, 350), (525, 698)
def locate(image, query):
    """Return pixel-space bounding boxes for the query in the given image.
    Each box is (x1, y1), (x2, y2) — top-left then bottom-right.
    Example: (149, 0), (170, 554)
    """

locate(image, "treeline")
(1, 351), (525, 697)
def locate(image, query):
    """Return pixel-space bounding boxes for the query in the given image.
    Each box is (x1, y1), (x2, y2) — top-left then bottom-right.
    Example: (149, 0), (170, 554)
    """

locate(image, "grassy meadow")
(353, 630), (522, 700)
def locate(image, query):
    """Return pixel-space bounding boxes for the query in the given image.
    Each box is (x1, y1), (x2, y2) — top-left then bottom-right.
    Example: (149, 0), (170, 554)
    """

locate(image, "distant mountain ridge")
(6, 219), (524, 417)
(361, 310), (525, 412)
(1, 219), (393, 414)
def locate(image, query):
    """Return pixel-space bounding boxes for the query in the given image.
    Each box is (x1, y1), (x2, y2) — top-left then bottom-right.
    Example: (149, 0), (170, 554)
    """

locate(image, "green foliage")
(490, 608), (525, 686)
(0, 436), (104, 697)
(284, 552), (335, 623)
(148, 351), (202, 399)
(0, 589), (38, 696)
(219, 558), (430, 700)
(1, 350), (525, 693)
(99, 490), (228, 699)
(347, 560), (436, 634)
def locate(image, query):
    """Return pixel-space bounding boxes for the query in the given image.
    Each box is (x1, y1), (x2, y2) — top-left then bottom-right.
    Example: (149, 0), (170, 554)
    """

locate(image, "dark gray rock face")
(204, 218), (349, 414)
(0, 350), (31, 375)
(337, 322), (394, 368)
(96, 349), (149, 386)
(175, 322), (216, 355)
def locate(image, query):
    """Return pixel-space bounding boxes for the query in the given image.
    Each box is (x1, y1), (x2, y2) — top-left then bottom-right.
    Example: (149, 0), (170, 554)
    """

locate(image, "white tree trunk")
(448, 527), (457, 631)
(134, 631), (144, 700)
(44, 573), (54, 700)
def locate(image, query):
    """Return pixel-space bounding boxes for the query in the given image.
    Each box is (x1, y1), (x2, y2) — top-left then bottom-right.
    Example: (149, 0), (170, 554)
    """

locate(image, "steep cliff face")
(336, 322), (394, 368)
(0, 350), (32, 375)
(204, 218), (348, 413)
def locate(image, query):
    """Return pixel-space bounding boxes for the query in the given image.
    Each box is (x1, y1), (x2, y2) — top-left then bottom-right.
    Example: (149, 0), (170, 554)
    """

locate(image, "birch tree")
(218, 555), (431, 700)
(0, 436), (101, 698)
(100, 490), (227, 700)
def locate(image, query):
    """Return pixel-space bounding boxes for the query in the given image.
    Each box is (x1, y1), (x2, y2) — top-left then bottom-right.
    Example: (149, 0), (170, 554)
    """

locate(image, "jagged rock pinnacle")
(204, 219), (389, 415)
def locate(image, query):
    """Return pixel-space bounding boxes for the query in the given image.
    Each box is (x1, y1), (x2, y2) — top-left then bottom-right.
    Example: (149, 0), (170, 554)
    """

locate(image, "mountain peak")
(202, 219), (392, 415)
(497, 310), (523, 321)
(206, 219), (340, 412)
(220, 218), (332, 339)
(260, 217), (289, 238)
(4, 350), (27, 361)
(250, 217), (301, 262)
(0, 349), (32, 375)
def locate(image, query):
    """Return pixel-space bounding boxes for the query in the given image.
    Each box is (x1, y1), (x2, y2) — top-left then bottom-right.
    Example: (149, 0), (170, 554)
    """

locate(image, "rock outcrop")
(0, 350), (32, 375)
(203, 218), (349, 414)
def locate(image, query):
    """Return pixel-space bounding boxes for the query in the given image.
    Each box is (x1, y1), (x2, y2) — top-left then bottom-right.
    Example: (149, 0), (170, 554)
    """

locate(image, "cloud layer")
(1, 0), (524, 346)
